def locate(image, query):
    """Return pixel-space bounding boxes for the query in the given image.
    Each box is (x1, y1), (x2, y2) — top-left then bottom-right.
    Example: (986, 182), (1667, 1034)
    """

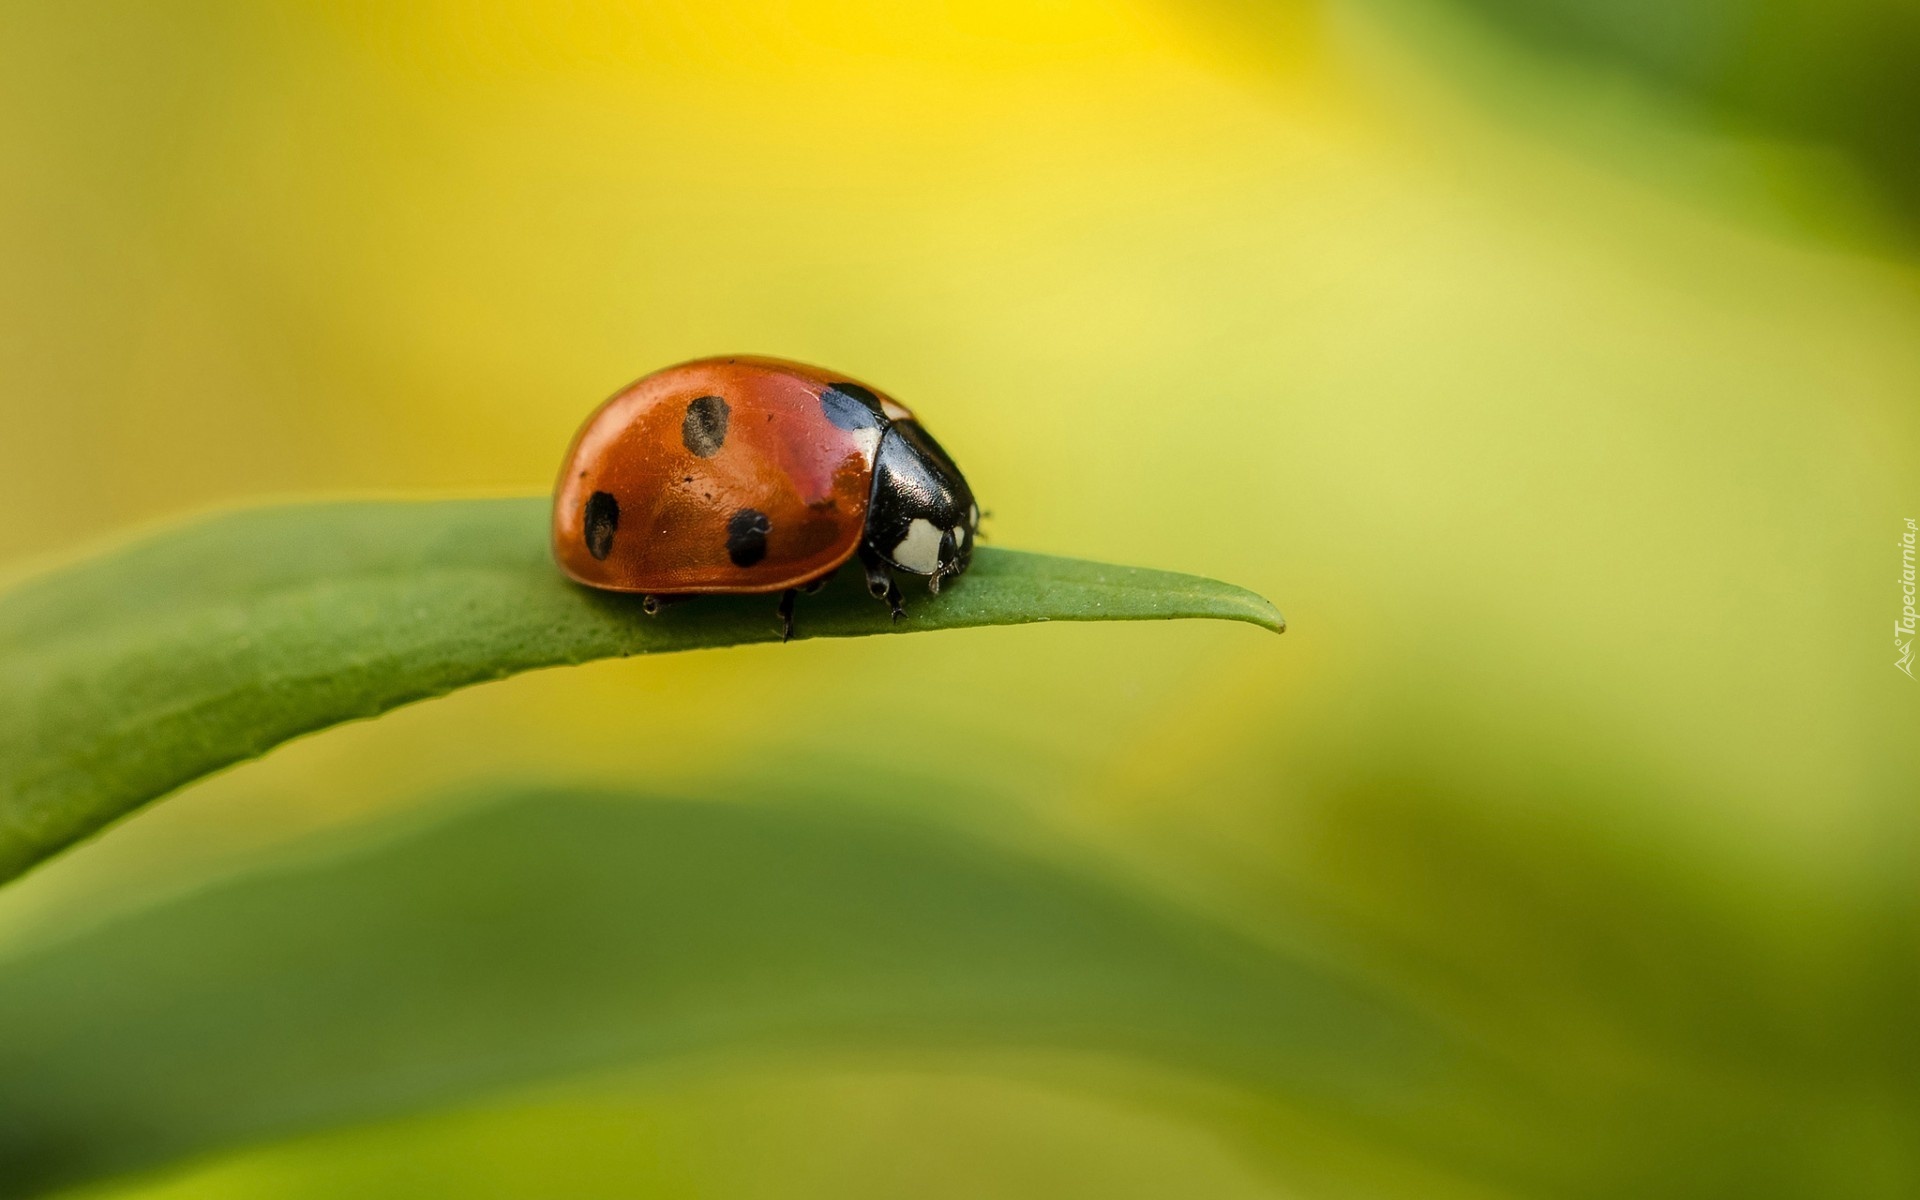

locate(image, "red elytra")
(552, 357), (978, 621)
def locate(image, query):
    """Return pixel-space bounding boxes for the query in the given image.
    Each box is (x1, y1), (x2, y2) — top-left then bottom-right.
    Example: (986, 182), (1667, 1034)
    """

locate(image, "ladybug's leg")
(859, 546), (907, 622)
(773, 570), (839, 643)
(641, 594), (692, 617)
(776, 588), (798, 643)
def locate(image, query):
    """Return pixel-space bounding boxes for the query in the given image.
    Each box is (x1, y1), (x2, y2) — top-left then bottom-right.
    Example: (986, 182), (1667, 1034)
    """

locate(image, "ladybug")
(553, 356), (979, 640)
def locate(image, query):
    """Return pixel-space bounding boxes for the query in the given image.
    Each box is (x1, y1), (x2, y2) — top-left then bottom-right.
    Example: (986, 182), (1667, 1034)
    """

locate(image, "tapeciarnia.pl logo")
(1899, 518), (1917, 678)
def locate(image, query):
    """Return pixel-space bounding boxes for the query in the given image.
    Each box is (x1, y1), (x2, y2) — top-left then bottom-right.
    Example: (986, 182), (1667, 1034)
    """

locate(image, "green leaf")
(0, 787), (1509, 1199)
(0, 497), (1283, 885)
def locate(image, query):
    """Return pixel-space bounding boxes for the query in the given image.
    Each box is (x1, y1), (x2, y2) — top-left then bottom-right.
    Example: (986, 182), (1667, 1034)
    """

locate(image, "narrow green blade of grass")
(0, 787), (1512, 1200)
(0, 497), (1283, 884)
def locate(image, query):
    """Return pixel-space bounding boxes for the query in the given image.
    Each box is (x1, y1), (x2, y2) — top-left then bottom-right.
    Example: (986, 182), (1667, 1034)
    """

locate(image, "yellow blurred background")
(1, 1), (1916, 1196)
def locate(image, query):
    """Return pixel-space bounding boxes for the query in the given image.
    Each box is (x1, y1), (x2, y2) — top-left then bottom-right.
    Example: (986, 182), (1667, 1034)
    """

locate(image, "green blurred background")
(1, 1), (1916, 1196)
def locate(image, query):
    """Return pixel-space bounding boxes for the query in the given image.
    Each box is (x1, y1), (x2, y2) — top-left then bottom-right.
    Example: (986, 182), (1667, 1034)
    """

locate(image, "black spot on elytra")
(820, 382), (887, 432)
(682, 394), (730, 457)
(726, 507), (771, 567)
(584, 491), (619, 560)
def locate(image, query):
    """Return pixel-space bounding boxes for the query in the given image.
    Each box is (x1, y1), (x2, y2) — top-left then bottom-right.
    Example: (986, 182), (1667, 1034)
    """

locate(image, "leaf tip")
(1249, 601), (1287, 635)
(1209, 581), (1286, 635)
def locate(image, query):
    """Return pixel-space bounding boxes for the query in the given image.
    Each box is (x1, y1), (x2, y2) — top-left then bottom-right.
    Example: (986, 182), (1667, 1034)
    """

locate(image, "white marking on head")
(881, 399), (913, 422)
(951, 523), (967, 548)
(968, 503), (979, 527)
(892, 518), (942, 574)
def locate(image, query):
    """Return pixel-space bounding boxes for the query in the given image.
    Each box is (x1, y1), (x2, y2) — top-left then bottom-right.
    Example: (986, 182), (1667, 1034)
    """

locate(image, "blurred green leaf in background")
(0, 0), (1915, 1197)
(0, 788), (1472, 1197)
(1398, 0), (1920, 222)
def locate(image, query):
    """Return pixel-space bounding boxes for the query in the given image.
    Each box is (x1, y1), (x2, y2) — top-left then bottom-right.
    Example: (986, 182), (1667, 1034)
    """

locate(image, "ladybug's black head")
(864, 420), (977, 593)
